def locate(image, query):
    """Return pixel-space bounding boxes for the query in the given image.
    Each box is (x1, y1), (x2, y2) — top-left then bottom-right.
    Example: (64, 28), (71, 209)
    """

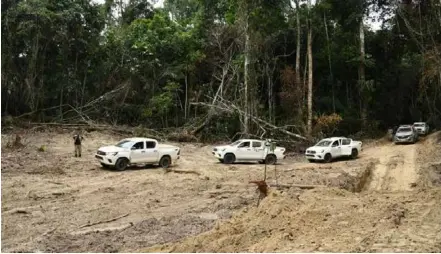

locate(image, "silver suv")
(394, 125), (419, 144)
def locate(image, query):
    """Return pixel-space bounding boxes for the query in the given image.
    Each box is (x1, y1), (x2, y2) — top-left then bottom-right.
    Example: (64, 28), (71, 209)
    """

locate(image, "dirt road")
(365, 143), (419, 191)
(1, 129), (440, 252)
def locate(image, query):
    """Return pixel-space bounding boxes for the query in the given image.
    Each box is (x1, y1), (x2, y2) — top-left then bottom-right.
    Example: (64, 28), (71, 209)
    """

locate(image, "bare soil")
(1, 129), (441, 252)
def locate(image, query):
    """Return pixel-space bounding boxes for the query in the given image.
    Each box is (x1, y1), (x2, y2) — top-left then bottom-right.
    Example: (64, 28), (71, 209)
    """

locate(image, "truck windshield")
(316, 140), (332, 147)
(397, 127), (411, 132)
(413, 123), (424, 127)
(115, 140), (134, 148)
(230, 140), (241, 146)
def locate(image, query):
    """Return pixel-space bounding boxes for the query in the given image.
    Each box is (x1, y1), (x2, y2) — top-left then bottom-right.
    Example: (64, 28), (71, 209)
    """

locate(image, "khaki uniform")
(75, 144), (82, 157)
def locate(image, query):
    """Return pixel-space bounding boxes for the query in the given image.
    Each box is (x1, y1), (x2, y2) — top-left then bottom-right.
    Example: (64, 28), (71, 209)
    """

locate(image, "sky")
(91, 0), (382, 30)
(92, 0), (164, 8)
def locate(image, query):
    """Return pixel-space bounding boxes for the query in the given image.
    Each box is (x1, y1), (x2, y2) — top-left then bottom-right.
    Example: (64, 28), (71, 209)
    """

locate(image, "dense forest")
(2, 0), (441, 141)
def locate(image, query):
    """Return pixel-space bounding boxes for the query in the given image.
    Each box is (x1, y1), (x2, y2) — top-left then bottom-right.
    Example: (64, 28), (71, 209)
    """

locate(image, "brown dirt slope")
(146, 132), (441, 253)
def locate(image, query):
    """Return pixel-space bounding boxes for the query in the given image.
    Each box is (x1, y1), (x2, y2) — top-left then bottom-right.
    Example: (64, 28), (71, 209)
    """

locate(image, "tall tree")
(307, 0), (313, 136)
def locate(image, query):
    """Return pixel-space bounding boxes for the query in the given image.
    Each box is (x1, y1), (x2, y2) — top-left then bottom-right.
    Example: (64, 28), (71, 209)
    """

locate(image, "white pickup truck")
(413, 122), (430, 135)
(212, 139), (286, 165)
(95, 137), (180, 171)
(305, 137), (362, 163)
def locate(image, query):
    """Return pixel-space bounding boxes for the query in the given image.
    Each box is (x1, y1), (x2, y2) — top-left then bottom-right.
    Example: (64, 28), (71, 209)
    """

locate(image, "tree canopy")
(2, 0), (440, 141)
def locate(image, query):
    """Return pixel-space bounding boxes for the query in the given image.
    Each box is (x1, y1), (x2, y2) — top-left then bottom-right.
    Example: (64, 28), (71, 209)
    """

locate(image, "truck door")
(145, 141), (159, 163)
(251, 141), (265, 159)
(330, 140), (341, 158)
(130, 141), (145, 163)
(236, 141), (251, 160)
(341, 138), (352, 156)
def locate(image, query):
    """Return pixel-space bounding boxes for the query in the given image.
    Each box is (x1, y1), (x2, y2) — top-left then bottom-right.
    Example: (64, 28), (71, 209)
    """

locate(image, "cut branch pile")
(191, 96), (309, 141)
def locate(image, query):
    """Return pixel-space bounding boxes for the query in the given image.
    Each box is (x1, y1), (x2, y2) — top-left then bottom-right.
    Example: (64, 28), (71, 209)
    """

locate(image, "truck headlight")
(321, 150), (325, 153)
(221, 148), (226, 152)
(111, 152), (118, 156)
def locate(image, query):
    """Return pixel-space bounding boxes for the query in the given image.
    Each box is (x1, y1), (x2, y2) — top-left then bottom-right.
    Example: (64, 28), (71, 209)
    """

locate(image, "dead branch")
(29, 123), (96, 127)
(79, 213), (129, 228)
(28, 122), (136, 135)
(14, 104), (71, 119)
(191, 99), (309, 141)
(42, 227), (58, 236)
(166, 169), (201, 175)
(71, 223), (133, 236)
(270, 183), (326, 190)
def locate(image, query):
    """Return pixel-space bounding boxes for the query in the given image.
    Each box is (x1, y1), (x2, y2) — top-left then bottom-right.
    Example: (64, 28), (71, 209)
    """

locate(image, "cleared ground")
(1, 128), (441, 252)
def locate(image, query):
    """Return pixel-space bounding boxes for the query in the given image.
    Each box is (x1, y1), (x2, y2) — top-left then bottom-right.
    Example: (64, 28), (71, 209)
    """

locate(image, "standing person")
(73, 130), (84, 157)
(393, 125), (398, 135)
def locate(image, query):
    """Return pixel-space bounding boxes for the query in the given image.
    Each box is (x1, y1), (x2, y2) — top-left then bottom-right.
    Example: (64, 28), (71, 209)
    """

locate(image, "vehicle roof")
(413, 122), (426, 124)
(121, 137), (157, 142)
(236, 139), (265, 142)
(320, 137), (348, 141)
(398, 125), (413, 128)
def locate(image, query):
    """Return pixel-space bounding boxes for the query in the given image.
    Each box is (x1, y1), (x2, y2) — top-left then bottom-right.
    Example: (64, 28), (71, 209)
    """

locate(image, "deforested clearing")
(2, 130), (440, 252)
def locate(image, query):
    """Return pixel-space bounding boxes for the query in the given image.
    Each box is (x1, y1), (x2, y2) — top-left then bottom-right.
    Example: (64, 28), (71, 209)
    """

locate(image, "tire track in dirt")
(364, 143), (418, 192)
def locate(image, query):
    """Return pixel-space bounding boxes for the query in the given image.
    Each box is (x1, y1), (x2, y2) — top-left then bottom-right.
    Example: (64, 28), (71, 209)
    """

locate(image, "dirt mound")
(417, 131), (441, 188)
(145, 132), (441, 253)
(146, 187), (441, 253)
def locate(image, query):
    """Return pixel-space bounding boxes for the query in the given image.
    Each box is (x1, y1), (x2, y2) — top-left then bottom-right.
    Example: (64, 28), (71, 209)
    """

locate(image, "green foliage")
(2, 0), (441, 137)
(144, 82), (180, 118)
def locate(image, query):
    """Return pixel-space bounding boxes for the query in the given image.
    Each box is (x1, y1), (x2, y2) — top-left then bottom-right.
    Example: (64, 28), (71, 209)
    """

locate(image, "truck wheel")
(324, 153), (332, 163)
(265, 154), (277, 165)
(223, 153), (235, 164)
(351, 149), (358, 159)
(115, 158), (129, 171)
(159, 156), (171, 169)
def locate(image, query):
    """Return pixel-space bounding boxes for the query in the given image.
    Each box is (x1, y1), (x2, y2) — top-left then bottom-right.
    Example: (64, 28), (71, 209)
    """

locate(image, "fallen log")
(71, 223), (133, 236)
(270, 183), (326, 190)
(166, 169), (201, 175)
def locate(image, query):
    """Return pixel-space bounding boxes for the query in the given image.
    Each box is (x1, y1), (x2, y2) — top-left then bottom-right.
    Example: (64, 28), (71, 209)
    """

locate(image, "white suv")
(95, 137), (180, 170)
